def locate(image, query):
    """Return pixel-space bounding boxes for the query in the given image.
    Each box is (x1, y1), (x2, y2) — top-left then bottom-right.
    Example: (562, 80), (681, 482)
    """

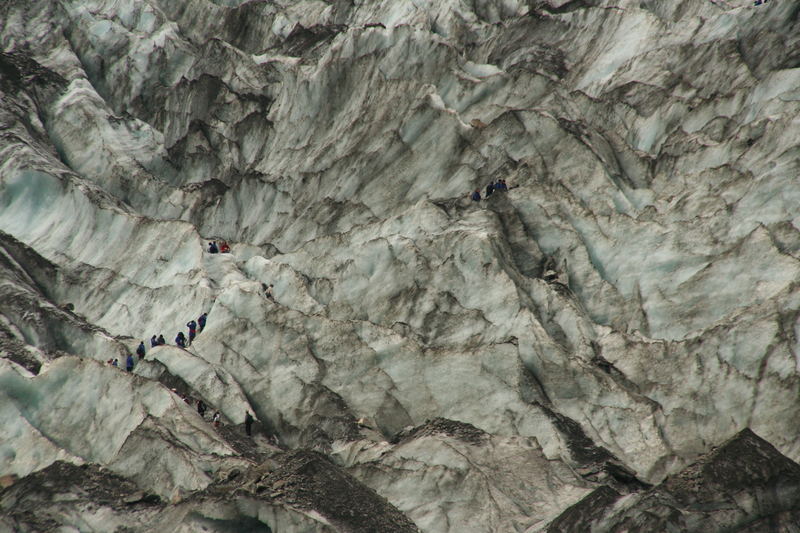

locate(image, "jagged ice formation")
(1, 0), (800, 531)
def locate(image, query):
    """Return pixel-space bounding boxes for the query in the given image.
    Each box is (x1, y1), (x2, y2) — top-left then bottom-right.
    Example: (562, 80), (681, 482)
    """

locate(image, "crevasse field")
(2, 0), (800, 531)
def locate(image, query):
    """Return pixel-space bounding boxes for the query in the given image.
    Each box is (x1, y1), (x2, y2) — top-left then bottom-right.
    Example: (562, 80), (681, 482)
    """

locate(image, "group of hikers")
(109, 312), (208, 372)
(207, 240), (231, 254)
(174, 312), (207, 348)
(191, 396), (260, 439)
(471, 178), (512, 202)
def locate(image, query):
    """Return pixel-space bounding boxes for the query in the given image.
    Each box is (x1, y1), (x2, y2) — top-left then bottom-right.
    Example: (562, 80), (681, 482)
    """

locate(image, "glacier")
(1, 0), (800, 531)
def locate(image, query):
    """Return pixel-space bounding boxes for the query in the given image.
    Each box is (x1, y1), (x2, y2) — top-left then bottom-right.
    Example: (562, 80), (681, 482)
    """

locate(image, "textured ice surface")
(1, 0), (800, 531)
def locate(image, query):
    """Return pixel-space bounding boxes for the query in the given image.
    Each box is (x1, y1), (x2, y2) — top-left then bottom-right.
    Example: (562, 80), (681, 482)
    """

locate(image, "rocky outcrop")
(544, 429), (800, 532)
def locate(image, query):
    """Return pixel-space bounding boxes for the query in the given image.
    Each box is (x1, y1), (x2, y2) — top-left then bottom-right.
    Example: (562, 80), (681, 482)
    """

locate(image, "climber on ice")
(198, 312), (208, 332)
(157, 334), (166, 345)
(486, 181), (495, 197)
(175, 331), (187, 348)
(187, 320), (197, 344)
(126, 354), (134, 372)
(213, 411), (221, 428)
(262, 283), (274, 300)
(208, 241), (219, 254)
(219, 241), (231, 253)
(150, 335), (158, 348)
(136, 341), (146, 360)
(197, 400), (207, 418)
(245, 411), (254, 436)
(471, 189), (481, 202)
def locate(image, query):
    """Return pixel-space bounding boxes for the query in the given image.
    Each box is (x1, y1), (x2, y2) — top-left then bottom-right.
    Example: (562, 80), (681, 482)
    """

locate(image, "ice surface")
(2, 0), (800, 531)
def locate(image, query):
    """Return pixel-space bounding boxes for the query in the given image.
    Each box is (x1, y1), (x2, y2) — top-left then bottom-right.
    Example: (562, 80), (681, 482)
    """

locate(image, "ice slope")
(1, 0), (800, 531)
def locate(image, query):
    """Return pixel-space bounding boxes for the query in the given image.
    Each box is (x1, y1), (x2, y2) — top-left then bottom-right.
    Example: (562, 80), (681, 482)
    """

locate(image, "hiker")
(126, 354), (134, 372)
(219, 241), (231, 253)
(136, 341), (146, 360)
(112, 358), (119, 367)
(197, 400), (206, 418)
(150, 335), (158, 348)
(107, 358), (113, 365)
(208, 241), (219, 254)
(244, 411), (254, 436)
(157, 334), (166, 345)
(186, 320), (197, 344)
(198, 312), (207, 332)
(212, 411), (221, 428)
(486, 181), (495, 197)
(175, 332), (186, 348)
(471, 189), (481, 202)
(263, 283), (274, 300)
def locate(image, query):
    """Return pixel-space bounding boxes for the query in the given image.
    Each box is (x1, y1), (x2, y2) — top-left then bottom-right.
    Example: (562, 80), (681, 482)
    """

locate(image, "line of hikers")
(192, 397), (266, 440)
(112, 312), (209, 372)
(471, 179), (511, 202)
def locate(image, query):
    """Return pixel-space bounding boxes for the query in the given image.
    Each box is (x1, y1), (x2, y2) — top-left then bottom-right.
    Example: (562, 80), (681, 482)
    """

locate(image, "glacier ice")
(2, 0), (800, 531)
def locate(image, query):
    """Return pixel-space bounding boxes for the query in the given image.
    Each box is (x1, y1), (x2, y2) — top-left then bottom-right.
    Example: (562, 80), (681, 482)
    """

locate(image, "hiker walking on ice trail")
(126, 354), (134, 372)
(150, 335), (158, 348)
(262, 283), (274, 300)
(136, 341), (146, 360)
(175, 332), (187, 348)
(213, 411), (221, 428)
(198, 312), (208, 332)
(245, 411), (254, 436)
(187, 320), (197, 344)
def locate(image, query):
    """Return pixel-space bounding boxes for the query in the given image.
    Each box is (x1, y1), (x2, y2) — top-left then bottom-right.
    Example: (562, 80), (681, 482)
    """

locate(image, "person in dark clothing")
(126, 354), (134, 372)
(262, 283), (274, 300)
(136, 341), (146, 360)
(208, 242), (219, 254)
(175, 332), (186, 348)
(486, 181), (495, 197)
(150, 335), (158, 348)
(198, 312), (207, 332)
(112, 358), (119, 367)
(471, 189), (481, 202)
(244, 411), (254, 436)
(157, 334), (166, 345)
(197, 400), (206, 418)
(186, 320), (197, 344)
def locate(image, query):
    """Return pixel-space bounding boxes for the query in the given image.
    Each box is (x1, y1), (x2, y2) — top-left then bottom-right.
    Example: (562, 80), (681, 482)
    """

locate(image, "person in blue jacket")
(136, 341), (146, 360)
(150, 335), (158, 348)
(471, 189), (481, 202)
(198, 312), (207, 332)
(126, 354), (134, 372)
(187, 320), (197, 344)
(176, 332), (186, 348)
(208, 242), (219, 254)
